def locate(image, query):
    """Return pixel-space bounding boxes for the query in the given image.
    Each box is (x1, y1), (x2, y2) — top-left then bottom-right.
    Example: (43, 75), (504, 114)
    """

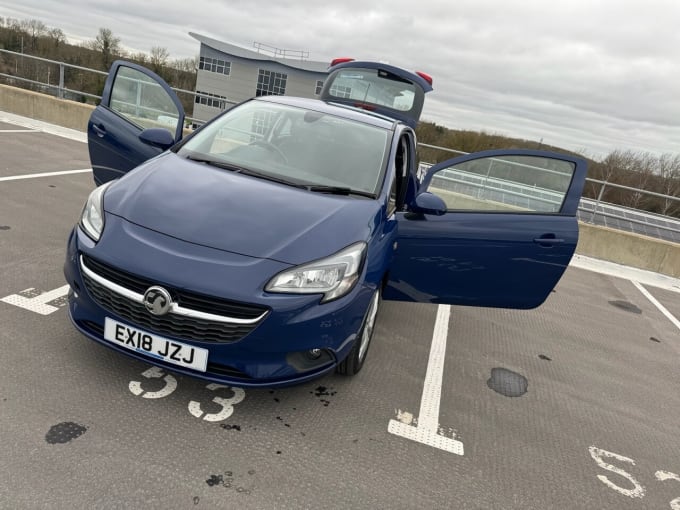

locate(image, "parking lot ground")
(1, 115), (679, 509)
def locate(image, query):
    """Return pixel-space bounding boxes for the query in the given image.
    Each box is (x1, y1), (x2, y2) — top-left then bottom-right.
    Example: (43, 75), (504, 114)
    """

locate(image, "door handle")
(92, 124), (106, 137)
(533, 235), (564, 246)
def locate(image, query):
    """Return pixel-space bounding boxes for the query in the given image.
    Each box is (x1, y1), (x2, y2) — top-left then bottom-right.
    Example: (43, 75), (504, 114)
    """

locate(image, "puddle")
(538, 354), (552, 361)
(45, 422), (87, 444)
(608, 300), (642, 314)
(487, 368), (528, 397)
(650, 337), (661, 343)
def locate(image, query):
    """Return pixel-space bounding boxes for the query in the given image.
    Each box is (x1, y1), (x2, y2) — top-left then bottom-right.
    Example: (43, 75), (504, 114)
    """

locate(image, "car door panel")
(88, 60), (185, 185)
(385, 149), (587, 309)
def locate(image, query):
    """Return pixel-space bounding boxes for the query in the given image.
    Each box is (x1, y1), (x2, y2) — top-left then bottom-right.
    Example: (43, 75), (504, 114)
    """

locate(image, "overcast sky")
(2, 0), (680, 159)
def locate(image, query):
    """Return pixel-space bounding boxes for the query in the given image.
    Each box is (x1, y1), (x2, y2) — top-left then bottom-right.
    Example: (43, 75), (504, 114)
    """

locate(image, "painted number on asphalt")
(590, 446), (680, 509)
(188, 384), (245, 422)
(129, 367), (178, 399)
(128, 368), (245, 423)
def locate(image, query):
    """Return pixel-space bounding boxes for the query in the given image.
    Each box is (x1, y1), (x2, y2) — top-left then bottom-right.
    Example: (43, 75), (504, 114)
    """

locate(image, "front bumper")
(63, 218), (374, 388)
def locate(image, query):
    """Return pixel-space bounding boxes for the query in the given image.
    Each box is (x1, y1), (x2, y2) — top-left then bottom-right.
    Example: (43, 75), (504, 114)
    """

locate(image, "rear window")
(326, 69), (417, 112)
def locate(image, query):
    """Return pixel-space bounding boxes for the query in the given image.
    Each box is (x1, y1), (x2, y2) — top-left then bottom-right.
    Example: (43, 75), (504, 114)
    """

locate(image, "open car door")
(88, 60), (185, 185)
(385, 149), (587, 309)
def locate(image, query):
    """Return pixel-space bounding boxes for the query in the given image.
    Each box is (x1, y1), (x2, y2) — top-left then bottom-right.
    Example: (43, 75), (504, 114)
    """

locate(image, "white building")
(190, 32), (330, 123)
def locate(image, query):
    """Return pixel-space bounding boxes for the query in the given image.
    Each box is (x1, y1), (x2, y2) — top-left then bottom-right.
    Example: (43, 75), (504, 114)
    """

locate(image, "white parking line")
(570, 254), (680, 294)
(632, 281), (680, 332)
(388, 304), (465, 455)
(0, 169), (92, 182)
(1, 285), (70, 315)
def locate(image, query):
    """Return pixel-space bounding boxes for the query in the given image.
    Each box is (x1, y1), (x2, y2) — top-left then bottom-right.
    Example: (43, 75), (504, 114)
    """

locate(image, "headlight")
(265, 242), (367, 302)
(80, 182), (112, 242)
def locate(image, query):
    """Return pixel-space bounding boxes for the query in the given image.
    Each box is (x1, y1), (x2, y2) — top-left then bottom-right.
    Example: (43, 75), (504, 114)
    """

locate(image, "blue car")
(64, 60), (587, 387)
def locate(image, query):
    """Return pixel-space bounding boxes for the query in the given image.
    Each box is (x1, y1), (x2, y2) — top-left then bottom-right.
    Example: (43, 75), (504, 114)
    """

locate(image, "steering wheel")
(249, 140), (288, 164)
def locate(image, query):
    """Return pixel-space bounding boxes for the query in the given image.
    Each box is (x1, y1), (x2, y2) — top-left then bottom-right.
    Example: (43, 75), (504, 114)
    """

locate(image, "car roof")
(254, 95), (399, 130)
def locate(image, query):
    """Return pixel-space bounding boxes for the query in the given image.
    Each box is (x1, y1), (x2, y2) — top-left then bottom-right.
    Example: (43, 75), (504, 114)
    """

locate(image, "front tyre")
(336, 287), (381, 376)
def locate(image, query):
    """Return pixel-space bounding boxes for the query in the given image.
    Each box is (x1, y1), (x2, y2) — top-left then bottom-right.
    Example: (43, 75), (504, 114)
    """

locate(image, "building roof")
(189, 32), (330, 74)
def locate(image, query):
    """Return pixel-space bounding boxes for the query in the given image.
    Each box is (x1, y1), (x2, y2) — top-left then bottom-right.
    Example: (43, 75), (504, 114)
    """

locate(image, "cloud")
(2, 0), (679, 157)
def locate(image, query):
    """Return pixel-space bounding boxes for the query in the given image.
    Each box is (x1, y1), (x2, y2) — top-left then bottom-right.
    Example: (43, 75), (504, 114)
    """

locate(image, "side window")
(109, 66), (180, 136)
(427, 155), (575, 213)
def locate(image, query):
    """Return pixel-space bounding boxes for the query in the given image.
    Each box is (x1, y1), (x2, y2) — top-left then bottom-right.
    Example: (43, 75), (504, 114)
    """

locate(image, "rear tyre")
(336, 288), (381, 376)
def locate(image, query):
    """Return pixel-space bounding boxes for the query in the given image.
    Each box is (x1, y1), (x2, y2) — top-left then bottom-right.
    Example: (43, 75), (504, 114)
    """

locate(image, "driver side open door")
(88, 60), (185, 185)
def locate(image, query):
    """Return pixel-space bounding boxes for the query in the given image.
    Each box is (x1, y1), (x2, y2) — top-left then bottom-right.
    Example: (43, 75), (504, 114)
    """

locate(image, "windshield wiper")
(236, 167), (307, 189)
(306, 185), (375, 198)
(183, 154), (245, 173)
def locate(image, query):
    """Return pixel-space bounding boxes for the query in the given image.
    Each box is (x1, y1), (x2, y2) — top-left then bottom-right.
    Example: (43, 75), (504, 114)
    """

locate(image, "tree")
(149, 46), (170, 72)
(657, 153), (680, 216)
(48, 27), (66, 48)
(91, 27), (120, 69)
(20, 19), (46, 50)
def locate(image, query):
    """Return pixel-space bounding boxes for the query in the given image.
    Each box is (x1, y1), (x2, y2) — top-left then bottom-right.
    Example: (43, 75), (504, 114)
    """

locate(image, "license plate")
(104, 318), (208, 372)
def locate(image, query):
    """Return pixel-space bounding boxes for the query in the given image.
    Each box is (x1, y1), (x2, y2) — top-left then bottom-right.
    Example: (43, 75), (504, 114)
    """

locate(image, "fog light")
(287, 349), (334, 372)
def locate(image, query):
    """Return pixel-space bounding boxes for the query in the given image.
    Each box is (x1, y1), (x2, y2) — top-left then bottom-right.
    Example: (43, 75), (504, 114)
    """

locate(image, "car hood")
(104, 153), (381, 265)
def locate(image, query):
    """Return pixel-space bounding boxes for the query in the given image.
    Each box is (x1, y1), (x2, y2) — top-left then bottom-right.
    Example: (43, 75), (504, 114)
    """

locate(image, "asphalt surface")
(1, 117), (679, 509)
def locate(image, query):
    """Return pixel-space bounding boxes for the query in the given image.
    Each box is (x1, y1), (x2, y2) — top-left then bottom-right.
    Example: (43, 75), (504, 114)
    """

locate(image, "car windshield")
(177, 101), (391, 196)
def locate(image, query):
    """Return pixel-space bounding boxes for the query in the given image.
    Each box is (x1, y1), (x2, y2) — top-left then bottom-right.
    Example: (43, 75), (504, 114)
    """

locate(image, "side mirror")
(139, 128), (175, 150)
(413, 192), (447, 216)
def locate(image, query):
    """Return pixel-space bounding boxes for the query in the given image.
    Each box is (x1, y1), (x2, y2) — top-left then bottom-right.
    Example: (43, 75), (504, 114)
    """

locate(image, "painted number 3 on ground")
(129, 367), (245, 422)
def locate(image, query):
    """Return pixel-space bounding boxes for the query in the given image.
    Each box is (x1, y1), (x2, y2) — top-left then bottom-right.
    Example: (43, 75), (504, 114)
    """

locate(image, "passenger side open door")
(88, 60), (185, 185)
(384, 149), (587, 309)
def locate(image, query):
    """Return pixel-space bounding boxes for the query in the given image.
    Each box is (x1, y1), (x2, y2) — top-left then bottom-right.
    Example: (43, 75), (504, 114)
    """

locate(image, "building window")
(256, 69), (287, 96)
(329, 84), (351, 99)
(199, 56), (231, 75)
(195, 90), (227, 110)
(315, 80), (324, 95)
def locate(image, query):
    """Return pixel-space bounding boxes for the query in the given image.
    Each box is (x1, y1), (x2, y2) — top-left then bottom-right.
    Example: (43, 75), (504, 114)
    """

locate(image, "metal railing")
(252, 41), (309, 61)
(0, 49), (235, 126)
(0, 48), (107, 100)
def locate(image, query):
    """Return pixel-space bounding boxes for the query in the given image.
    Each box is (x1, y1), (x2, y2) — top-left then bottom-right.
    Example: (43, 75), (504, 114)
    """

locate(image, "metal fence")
(1, 51), (678, 243)
(0, 49), (235, 126)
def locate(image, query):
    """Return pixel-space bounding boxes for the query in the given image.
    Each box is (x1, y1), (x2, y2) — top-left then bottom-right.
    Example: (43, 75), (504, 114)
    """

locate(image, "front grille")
(81, 255), (267, 320)
(81, 257), (267, 343)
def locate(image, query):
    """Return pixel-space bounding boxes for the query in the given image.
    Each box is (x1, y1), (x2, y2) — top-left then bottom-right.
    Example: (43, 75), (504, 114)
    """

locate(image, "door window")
(426, 155), (575, 213)
(109, 66), (180, 135)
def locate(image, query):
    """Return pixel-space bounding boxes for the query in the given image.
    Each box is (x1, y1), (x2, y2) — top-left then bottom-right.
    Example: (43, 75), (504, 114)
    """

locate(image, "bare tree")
(20, 19), (46, 50)
(47, 27), (66, 48)
(172, 56), (198, 73)
(623, 152), (655, 209)
(657, 153), (680, 216)
(91, 27), (121, 69)
(149, 46), (170, 71)
(130, 51), (148, 64)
